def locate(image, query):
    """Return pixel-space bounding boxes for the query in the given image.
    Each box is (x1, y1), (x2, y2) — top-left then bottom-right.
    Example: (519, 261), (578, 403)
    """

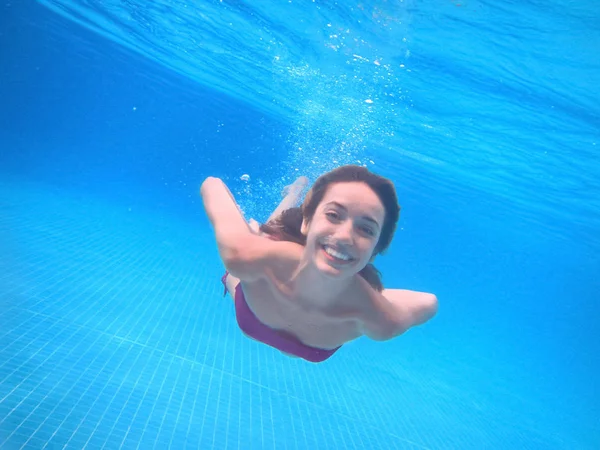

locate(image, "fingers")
(296, 176), (309, 185)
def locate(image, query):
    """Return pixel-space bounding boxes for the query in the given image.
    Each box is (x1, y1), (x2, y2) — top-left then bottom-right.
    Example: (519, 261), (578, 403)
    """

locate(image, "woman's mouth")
(321, 244), (354, 264)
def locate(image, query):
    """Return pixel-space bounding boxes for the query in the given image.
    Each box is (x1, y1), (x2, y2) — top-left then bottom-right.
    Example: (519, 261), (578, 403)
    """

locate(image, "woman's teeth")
(323, 245), (352, 261)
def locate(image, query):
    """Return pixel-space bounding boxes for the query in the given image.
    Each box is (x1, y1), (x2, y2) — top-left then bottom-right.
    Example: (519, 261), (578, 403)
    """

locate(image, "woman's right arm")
(200, 177), (296, 280)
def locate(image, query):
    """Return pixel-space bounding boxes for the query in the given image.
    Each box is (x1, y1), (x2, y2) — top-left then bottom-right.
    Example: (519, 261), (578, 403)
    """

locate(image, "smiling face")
(301, 182), (385, 279)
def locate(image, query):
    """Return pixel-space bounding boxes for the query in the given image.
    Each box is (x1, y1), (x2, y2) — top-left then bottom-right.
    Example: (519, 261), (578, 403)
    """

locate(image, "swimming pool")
(1, 1), (598, 449)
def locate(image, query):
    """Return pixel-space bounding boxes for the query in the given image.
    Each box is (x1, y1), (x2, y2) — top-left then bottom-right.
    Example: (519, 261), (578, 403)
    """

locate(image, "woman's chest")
(241, 280), (362, 348)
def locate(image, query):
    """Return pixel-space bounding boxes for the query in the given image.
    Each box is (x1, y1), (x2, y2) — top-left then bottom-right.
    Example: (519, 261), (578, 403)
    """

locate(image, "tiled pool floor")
(0, 180), (578, 449)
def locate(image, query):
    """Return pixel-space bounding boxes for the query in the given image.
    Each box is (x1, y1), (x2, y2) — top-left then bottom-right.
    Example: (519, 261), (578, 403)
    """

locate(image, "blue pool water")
(1, 1), (598, 449)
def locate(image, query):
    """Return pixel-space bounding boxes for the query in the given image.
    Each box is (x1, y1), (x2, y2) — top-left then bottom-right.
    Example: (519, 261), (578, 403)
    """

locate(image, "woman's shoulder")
(349, 275), (400, 341)
(353, 278), (438, 341)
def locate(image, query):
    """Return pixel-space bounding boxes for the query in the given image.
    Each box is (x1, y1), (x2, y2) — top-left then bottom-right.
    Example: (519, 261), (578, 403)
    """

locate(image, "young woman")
(201, 165), (437, 363)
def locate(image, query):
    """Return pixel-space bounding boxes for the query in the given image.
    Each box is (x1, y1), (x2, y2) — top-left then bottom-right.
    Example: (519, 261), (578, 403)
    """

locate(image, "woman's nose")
(334, 221), (354, 243)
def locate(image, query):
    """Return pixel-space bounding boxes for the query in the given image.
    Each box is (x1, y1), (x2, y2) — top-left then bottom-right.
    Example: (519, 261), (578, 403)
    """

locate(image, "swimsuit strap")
(220, 271), (229, 297)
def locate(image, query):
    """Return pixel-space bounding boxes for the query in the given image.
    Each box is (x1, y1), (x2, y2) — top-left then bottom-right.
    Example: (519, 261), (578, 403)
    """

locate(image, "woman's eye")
(361, 226), (375, 236)
(325, 211), (339, 220)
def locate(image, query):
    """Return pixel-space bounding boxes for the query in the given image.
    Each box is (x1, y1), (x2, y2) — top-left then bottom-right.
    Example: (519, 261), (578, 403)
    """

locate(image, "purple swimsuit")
(221, 273), (341, 363)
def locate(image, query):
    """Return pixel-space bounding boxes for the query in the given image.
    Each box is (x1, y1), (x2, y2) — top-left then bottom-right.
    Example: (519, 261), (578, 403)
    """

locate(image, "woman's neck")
(290, 259), (356, 308)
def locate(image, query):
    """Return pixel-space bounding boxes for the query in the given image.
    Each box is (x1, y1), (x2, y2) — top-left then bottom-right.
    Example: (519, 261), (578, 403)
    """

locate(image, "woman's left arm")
(359, 277), (438, 340)
(381, 288), (438, 330)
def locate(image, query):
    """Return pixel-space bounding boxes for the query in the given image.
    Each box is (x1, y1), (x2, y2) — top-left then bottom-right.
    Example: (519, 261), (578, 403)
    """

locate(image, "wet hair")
(260, 165), (401, 292)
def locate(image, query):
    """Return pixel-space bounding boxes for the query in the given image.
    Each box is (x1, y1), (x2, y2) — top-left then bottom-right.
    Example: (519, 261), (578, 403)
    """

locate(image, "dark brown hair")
(260, 165), (401, 292)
